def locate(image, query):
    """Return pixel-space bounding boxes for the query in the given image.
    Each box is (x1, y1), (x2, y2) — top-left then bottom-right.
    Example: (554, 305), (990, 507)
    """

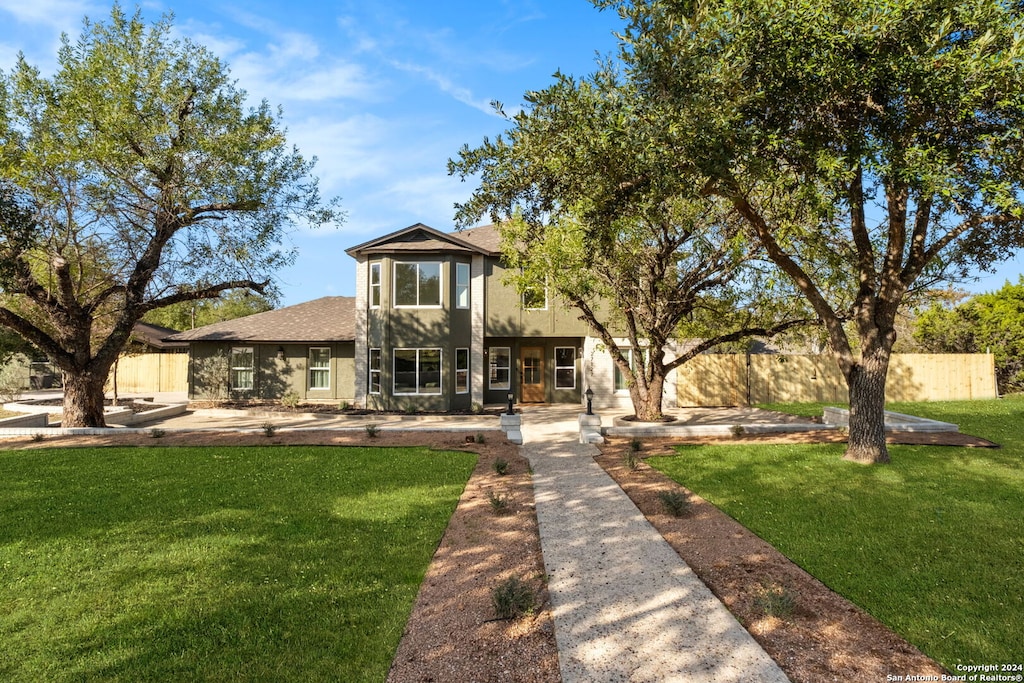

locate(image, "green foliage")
(585, 0), (1024, 460)
(260, 422), (276, 437)
(491, 577), (536, 620)
(657, 489), (691, 517)
(451, 62), (813, 422)
(0, 445), (475, 682)
(914, 278), (1024, 393)
(753, 583), (796, 619)
(280, 391), (301, 410)
(492, 457), (508, 475)
(0, 7), (339, 426)
(142, 290), (276, 332)
(364, 423), (380, 438)
(487, 490), (511, 514)
(649, 397), (1024, 668)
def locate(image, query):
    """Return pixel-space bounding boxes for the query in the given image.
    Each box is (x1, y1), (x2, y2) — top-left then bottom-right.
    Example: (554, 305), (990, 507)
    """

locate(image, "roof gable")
(345, 223), (499, 256)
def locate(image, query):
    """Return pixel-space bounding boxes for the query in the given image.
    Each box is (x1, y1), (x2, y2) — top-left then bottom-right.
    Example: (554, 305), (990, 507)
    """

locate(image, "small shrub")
(629, 437), (643, 452)
(339, 400), (350, 411)
(261, 422), (277, 437)
(281, 392), (301, 410)
(403, 402), (417, 415)
(491, 577), (535, 619)
(729, 424), (745, 437)
(754, 583), (796, 618)
(365, 423), (380, 438)
(487, 490), (510, 514)
(470, 402), (483, 414)
(493, 458), (508, 475)
(658, 489), (691, 517)
(31, 433), (45, 442)
(149, 428), (166, 439)
(475, 432), (487, 444)
(623, 450), (640, 471)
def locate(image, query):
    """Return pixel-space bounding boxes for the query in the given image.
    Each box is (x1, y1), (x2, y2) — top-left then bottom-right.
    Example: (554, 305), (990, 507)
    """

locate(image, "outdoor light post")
(585, 387), (594, 416)
(507, 391), (515, 415)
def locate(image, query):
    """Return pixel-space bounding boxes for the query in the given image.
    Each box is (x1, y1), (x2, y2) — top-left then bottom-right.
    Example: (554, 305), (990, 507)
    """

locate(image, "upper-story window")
(455, 262), (470, 309)
(523, 284), (547, 310)
(369, 262), (382, 308)
(394, 262), (441, 307)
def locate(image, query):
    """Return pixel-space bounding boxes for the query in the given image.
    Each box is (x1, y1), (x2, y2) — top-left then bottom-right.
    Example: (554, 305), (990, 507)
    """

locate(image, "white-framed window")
(230, 347), (254, 391)
(614, 347), (650, 392)
(394, 262), (442, 307)
(369, 262), (382, 308)
(309, 347), (330, 390)
(368, 348), (382, 394)
(523, 285), (547, 310)
(394, 348), (442, 395)
(488, 346), (511, 389)
(455, 348), (469, 394)
(455, 262), (470, 309)
(555, 347), (576, 389)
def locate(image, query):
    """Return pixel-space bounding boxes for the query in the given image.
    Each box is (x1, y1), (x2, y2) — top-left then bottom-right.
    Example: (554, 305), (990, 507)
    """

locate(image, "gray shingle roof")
(346, 223), (501, 256)
(167, 296), (355, 343)
(131, 322), (189, 350)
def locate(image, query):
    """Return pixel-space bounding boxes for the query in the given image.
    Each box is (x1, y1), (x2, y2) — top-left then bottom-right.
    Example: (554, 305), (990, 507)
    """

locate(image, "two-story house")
(347, 223), (591, 411)
(171, 222), (678, 411)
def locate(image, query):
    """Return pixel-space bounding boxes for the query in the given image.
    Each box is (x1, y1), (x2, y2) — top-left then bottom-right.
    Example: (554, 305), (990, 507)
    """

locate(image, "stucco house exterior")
(168, 296), (356, 402)
(170, 223), (678, 411)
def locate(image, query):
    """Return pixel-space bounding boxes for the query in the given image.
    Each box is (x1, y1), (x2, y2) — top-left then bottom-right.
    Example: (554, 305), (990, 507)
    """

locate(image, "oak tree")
(602, 0), (1024, 461)
(451, 72), (812, 420)
(0, 7), (340, 426)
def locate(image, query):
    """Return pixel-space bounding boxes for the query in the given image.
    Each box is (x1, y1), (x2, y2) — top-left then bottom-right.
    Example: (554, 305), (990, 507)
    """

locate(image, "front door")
(520, 347), (545, 403)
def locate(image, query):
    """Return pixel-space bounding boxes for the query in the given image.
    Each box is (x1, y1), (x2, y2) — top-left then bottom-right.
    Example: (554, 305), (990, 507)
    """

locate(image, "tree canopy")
(915, 279), (1024, 394)
(594, 0), (1024, 461)
(142, 289), (276, 332)
(452, 70), (813, 419)
(0, 6), (341, 425)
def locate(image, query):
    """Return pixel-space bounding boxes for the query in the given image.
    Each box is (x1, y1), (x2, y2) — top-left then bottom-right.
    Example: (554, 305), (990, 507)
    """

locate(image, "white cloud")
(0, 0), (96, 32)
(287, 114), (393, 186)
(390, 60), (497, 116)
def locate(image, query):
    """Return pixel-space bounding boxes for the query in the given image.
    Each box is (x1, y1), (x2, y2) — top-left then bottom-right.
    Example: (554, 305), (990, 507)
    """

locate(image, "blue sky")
(0, 0), (1021, 308)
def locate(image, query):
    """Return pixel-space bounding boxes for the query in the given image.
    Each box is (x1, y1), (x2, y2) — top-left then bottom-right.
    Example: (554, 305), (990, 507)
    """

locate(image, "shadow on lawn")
(0, 446), (476, 683)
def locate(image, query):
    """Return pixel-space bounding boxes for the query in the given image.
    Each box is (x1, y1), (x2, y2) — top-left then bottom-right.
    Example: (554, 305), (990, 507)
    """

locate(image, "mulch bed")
(595, 435), (954, 683)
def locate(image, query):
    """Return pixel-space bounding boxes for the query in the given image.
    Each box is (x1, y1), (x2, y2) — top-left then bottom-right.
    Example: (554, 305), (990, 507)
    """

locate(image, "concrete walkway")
(520, 407), (790, 683)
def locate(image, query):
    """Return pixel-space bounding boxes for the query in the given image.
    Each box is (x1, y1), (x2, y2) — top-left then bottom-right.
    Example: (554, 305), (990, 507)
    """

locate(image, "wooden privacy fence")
(677, 353), (998, 406)
(107, 353), (189, 394)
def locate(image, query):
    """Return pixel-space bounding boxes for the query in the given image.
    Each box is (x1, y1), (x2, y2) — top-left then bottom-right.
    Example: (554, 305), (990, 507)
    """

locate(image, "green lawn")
(0, 445), (477, 683)
(650, 397), (1024, 670)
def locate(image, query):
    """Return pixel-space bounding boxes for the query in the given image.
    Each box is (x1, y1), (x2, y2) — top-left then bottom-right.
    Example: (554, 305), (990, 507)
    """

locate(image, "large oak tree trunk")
(629, 371), (666, 422)
(844, 351), (890, 464)
(62, 370), (109, 428)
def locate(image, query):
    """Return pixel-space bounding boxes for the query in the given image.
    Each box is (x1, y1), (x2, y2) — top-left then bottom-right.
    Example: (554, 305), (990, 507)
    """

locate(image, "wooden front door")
(520, 347), (545, 403)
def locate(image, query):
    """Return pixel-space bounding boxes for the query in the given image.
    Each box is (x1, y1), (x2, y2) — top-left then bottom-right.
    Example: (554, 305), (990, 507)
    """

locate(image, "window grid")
(230, 347), (254, 391)
(489, 347), (511, 390)
(309, 347), (331, 390)
(554, 347), (576, 390)
(394, 348), (442, 395)
(394, 262), (442, 308)
(456, 263), (470, 309)
(368, 348), (382, 394)
(369, 262), (381, 308)
(455, 347), (469, 394)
